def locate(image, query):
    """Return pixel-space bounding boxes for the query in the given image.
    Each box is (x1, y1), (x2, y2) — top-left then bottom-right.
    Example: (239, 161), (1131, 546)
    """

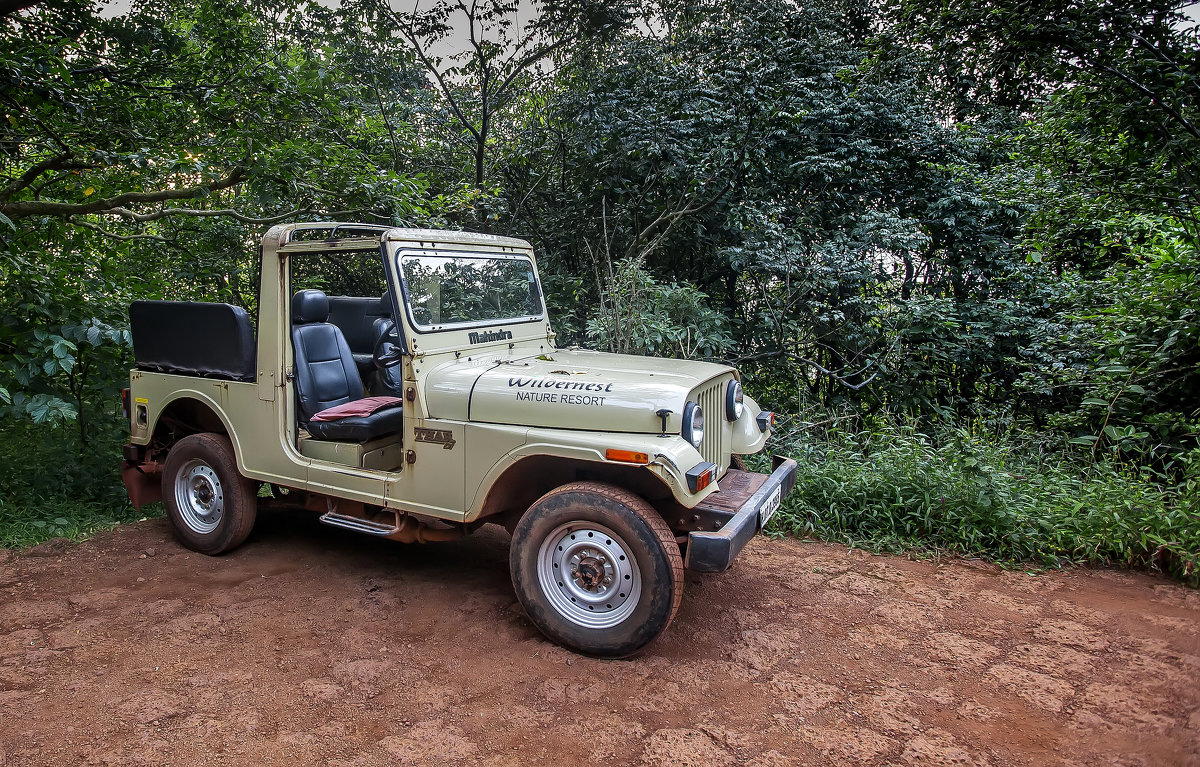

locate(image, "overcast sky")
(95, 0), (1200, 46)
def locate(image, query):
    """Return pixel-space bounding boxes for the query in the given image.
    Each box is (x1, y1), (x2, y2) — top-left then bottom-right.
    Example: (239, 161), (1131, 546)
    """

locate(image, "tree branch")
(67, 218), (169, 243)
(384, 0), (481, 144)
(735, 349), (885, 391)
(0, 166), (246, 220)
(0, 151), (90, 201)
(106, 203), (310, 225)
(623, 180), (733, 261)
(494, 32), (576, 99)
(1088, 60), (1200, 140)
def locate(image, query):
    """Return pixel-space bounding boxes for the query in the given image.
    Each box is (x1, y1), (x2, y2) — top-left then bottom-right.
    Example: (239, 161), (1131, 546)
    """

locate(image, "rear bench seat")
(326, 294), (390, 375)
(130, 300), (256, 381)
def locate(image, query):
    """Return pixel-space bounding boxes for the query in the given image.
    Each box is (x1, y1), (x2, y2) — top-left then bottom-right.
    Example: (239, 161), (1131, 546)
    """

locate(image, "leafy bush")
(765, 417), (1199, 586)
(1078, 229), (1200, 462)
(586, 255), (733, 359)
(0, 421), (156, 549)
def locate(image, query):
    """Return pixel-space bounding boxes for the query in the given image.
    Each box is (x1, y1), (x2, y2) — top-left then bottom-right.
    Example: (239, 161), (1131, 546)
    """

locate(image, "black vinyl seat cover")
(130, 301), (256, 382)
(291, 289), (402, 442)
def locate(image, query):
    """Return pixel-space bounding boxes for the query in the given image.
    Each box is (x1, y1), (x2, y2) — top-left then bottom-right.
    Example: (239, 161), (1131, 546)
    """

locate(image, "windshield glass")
(399, 253), (544, 330)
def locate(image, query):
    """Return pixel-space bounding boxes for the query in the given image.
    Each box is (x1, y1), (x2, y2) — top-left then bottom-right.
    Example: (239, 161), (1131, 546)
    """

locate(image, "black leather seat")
(328, 293), (392, 376)
(291, 289), (403, 442)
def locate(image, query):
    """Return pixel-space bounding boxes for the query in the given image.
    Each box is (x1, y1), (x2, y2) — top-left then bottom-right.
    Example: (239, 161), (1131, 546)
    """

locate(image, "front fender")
(466, 426), (718, 518)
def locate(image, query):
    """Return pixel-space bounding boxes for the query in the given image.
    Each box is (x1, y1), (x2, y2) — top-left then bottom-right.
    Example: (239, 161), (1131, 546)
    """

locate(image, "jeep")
(120, 223), (797, 657)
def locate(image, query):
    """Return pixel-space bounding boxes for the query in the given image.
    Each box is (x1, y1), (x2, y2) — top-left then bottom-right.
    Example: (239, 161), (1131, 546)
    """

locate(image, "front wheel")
(510, 481), (683, 658)
(161, 432), (257, 555)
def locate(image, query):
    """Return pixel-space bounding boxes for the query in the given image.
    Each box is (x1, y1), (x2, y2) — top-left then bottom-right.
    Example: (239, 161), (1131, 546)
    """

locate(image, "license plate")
(758, 485), (782, 527)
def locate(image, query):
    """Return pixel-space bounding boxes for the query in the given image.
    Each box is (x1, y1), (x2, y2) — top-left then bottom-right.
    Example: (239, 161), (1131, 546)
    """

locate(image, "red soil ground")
(1, 512), (1197, 766)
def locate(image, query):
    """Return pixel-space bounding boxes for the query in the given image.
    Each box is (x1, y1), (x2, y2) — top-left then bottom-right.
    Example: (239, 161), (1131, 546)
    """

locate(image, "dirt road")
(1, 511), (1197, 766)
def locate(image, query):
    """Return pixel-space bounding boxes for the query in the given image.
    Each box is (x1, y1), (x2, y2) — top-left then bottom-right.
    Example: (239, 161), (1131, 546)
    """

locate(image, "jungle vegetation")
(1, 0), (1197, 583)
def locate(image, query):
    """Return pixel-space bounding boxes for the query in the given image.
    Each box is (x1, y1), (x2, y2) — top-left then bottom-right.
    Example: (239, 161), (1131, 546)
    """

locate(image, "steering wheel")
(373, 320), (405, 369)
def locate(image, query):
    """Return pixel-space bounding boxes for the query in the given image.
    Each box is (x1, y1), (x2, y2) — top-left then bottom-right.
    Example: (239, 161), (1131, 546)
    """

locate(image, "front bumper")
(683, 454), (798, 573)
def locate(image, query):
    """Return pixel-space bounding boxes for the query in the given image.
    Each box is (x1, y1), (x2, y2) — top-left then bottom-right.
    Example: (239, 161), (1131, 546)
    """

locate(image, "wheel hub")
(173, 459), (224, 534)
(537, 522), (641, 629)
(192, 476), (215, 510)
(573, 553), (611, 591)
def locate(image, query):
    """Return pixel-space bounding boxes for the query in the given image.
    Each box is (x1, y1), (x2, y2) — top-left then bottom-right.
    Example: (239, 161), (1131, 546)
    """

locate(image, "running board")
(319, 511), (399, 536)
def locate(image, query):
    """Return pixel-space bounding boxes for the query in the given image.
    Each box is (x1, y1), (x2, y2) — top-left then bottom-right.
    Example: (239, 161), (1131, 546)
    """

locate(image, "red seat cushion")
(310, 396), (403, 422)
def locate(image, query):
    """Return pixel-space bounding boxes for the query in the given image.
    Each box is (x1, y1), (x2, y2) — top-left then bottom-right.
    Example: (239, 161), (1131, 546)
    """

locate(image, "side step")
(319, 511), (399, 536)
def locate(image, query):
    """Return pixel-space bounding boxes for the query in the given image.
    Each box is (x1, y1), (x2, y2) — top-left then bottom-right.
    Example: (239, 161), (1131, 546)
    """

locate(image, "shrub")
(0, 421), (156, 549)
(765, 416), (1199, 585)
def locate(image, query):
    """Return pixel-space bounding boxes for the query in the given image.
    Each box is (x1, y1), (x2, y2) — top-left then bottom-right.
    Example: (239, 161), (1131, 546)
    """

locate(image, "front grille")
(695, 378), (730, 473)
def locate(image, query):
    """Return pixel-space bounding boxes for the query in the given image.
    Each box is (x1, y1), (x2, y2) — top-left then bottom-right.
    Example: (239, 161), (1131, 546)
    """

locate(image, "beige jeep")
(120, 223), (796, 656)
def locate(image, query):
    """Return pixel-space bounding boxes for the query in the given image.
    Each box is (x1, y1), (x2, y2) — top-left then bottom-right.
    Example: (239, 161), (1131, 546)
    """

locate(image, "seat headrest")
(378, 292), (392, 317)
(292, 290), (329, 324)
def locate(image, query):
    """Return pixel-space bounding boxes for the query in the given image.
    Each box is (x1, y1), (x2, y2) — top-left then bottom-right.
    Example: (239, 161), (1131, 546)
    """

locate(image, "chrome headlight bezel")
(682, 401), (704, 449)
(725, 380), (744, 421)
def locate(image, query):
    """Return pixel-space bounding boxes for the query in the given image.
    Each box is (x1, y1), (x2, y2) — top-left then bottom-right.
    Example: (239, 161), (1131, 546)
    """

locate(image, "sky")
(97, 0), (1200, 31)
(96, 0), (531, 57)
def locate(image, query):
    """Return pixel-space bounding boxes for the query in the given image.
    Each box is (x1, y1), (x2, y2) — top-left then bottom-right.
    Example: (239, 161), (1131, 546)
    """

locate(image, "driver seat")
(291, 289), (403, 442)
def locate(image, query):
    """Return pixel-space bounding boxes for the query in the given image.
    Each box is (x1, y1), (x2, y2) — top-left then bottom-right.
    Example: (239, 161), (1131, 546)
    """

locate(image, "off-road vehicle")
(120, 223), (796, 656)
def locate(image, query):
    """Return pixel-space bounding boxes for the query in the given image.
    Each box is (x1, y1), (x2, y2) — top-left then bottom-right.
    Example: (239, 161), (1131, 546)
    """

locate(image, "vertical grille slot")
(696, 378), (728, 473)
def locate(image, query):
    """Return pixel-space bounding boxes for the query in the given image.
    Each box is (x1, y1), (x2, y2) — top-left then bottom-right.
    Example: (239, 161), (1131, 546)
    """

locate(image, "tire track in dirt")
(1, 513), (1197, 766)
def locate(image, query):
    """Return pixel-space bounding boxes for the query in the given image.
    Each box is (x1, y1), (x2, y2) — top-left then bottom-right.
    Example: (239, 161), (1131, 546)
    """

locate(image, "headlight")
(725, 380), (744, 421)
(682, 401), (704, 449)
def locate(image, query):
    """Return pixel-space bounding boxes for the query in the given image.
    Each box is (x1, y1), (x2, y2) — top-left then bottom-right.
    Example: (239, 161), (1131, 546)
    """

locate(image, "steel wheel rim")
(174, 458), (223, 534)
(537, 521), (641, 629)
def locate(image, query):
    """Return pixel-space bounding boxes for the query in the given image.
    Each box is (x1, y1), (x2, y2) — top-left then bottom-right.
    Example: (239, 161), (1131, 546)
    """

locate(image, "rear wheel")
(510, 481), (683, 658)
(161, 433), (257, 555)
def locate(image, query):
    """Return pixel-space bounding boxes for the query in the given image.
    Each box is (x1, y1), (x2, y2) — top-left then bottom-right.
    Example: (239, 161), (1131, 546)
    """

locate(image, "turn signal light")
(686, 461), (717, 492)
(121, 388), (130, 419)
(606, 449), (650, 464)
(756, 411), (775, 433)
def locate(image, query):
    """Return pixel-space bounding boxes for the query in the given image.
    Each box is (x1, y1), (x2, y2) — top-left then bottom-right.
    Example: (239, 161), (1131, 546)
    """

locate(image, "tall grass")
(764, 418), (1199, 586)
(0, 422), (156, 549)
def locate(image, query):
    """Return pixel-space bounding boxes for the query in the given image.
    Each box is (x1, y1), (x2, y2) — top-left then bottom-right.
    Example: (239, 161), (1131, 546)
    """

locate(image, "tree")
(358, 0), (631, 190)
(888, 0), (1200, 231)
(500, 0), (1036, 410)
(0, 0), (461, 431)
(0, 0), (446, 239)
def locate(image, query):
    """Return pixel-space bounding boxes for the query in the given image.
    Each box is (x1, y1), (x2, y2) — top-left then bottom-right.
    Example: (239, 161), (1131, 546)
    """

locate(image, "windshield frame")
(395, 248), (547, 335)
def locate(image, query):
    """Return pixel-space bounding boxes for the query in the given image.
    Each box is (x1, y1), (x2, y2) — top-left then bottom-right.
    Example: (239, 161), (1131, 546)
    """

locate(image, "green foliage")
(0, 421), (153, 549)
(893, 0), (1200, 235)
(1078, 228), (1200, 459)
(586, 256), (732, 358)
(766, 417), (1199, 586)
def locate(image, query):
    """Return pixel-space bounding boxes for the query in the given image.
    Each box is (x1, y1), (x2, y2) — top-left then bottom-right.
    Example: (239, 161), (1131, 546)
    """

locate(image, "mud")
(1, 512), (1197, 766)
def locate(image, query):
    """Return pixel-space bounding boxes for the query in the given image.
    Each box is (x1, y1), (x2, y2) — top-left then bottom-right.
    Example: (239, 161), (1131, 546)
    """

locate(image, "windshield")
(399, 252), (544, 330)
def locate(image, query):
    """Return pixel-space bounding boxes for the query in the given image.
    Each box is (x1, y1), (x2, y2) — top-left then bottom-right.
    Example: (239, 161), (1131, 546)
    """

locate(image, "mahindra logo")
(468, 329), (513, 344)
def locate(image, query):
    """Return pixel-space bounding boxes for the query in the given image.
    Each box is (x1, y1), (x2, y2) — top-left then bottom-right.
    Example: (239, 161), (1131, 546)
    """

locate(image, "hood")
(425, 348), (732, 434)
